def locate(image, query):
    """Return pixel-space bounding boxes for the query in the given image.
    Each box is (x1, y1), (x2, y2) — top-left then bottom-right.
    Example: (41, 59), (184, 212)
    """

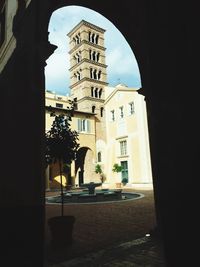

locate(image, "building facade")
(67, 20), (108, 143)
(104, 84), (152, 187)
(45, 20), (152, 189)
(45, 91), (99, 189)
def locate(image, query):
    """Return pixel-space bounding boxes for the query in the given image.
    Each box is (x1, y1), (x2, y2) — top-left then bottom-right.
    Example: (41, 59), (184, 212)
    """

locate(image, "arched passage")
(0, 1), (197, 266)
(41, 1), (152, 265)
(75, 147), (95, 185)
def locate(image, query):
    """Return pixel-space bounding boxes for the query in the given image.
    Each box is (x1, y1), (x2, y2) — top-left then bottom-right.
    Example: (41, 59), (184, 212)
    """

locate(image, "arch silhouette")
(2, 1), (197, 266)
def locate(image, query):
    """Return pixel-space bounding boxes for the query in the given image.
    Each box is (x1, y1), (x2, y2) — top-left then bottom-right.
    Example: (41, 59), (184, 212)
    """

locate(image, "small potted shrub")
(95, 164), (106, 184)
(121, 177), (128, 186)
(45, 104), (79, 248)
(112, 163), (122, 188)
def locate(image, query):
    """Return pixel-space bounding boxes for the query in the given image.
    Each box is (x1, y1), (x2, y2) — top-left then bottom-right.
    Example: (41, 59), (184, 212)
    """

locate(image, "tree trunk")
(59, 160), (64, 216)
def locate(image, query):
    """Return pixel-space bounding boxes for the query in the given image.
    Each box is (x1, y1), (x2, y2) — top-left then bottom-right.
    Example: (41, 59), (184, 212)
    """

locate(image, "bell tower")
(67, 20), (108, 141)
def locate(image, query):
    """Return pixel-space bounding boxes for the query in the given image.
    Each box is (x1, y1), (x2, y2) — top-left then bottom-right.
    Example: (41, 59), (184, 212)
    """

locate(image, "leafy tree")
(45, 103), (79, 216)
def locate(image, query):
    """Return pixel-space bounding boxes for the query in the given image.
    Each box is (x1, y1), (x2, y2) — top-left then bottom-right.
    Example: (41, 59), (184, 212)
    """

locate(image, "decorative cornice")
(67, 20), (106, 37)
(70, 77), (108, 89)
(69, 40), (106, 54)
(116, 135), (128, 140)
(45, 105), (95, 116)
(69, 58), (107, 72)
(45, 105), (70, 113)
(77, 96), (105, 104)
(104, 87), (139, 105)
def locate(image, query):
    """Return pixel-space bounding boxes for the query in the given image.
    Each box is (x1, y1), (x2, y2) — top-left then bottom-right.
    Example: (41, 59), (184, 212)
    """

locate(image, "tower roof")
(67, 20), (106, 37)
(116, 83), (128, 88)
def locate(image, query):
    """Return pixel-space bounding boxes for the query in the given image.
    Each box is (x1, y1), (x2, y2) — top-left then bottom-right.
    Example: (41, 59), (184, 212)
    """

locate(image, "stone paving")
(47, 236), (166, 267)
(44, 188), (166, 266)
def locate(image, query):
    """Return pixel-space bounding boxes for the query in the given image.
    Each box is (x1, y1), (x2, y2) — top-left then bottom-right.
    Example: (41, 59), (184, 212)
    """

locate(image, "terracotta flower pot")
(48, 215), (75, 249)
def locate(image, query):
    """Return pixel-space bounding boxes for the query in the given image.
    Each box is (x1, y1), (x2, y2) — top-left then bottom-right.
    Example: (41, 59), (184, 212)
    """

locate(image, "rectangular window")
(129, 102), (134, 115)
(110, 110), (115, 121)
(56, 103), (63, 108)
(0, 1), (6, 48)
(77, 119), (91, 133)
(119, 106), (124, 119)
(120, 140), (127, 156)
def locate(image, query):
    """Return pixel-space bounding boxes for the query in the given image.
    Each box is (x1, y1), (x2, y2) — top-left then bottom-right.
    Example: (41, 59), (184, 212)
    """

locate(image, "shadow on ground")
(44, 189), (166, 266)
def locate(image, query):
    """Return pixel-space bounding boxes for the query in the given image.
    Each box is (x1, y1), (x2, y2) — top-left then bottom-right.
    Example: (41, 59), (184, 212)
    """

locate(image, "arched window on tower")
(93, 69), (97, 80)
(95, 88), (98, 98)
(74, 73), (77, 82)
(92, 51), (96, 61)
(99, 88), (102, 98)
(78, 51), (81, 62)
(97, 70), (101, 80)
(73, 97), (78, 110)
(74, 33), (81, 45)
(73, 55), (76, 64)
(76, 70), (81, 81)
(97, 152), (102, 163)
(95, 35), (99, 44)
(77, 71), (80, 81)
(96, 52), (100, 62)
(100, 107), (104, 117)
(88, 31), (91, 42)
(92, 106), (96, 113)
(75, 35), (79, 45)
(74, 52), (81, 63)
(91, 33), (95, 43)
(78, 33), (81, 44)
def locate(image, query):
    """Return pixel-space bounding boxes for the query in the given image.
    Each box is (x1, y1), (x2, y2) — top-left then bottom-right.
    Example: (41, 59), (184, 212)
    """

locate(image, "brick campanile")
(67, 20), (108, 141)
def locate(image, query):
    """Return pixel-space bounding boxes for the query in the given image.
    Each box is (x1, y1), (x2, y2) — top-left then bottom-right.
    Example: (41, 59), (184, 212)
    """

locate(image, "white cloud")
(45, 52), (70, 94)
(106, 47), (140, 75)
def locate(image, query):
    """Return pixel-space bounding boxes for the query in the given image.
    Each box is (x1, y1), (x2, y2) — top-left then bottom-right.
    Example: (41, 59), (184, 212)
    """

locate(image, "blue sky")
(45, 6), (141, 96)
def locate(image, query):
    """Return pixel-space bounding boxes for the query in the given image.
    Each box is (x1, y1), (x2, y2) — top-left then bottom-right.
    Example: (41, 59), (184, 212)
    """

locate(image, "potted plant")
(95, 164), (106, 184)
(45, 103), (79, 248)
(112, 163), (122, 188)
(121, 177), (128, 186)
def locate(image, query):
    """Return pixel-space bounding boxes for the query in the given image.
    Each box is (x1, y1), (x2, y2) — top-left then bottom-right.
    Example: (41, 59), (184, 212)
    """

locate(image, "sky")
(45, 6), (141, 96)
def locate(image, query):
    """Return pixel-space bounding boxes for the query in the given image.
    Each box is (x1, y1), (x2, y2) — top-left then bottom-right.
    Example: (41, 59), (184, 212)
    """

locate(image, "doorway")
(121, 160), (129, 182)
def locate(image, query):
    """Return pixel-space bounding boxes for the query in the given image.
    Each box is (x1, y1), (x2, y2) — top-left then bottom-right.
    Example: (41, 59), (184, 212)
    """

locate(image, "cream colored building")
(45, 20), (152, 189)
(103, 84), (152, 187)
(45, 91), (100, 189)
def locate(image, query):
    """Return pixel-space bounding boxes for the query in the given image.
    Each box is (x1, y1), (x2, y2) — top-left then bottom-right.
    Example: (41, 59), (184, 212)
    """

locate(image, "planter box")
(48, 215), (75, 249)
(116, 182), (122, 188)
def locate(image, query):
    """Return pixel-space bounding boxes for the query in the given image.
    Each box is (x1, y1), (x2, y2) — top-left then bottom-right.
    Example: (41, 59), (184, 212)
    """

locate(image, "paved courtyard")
(44, 188), (166, 266)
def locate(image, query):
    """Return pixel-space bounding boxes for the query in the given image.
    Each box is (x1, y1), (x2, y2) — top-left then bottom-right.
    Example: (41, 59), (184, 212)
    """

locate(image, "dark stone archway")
(0, 0), (199, 266)
(75, 147), (88, 185)
(75, 147), (94, 185)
